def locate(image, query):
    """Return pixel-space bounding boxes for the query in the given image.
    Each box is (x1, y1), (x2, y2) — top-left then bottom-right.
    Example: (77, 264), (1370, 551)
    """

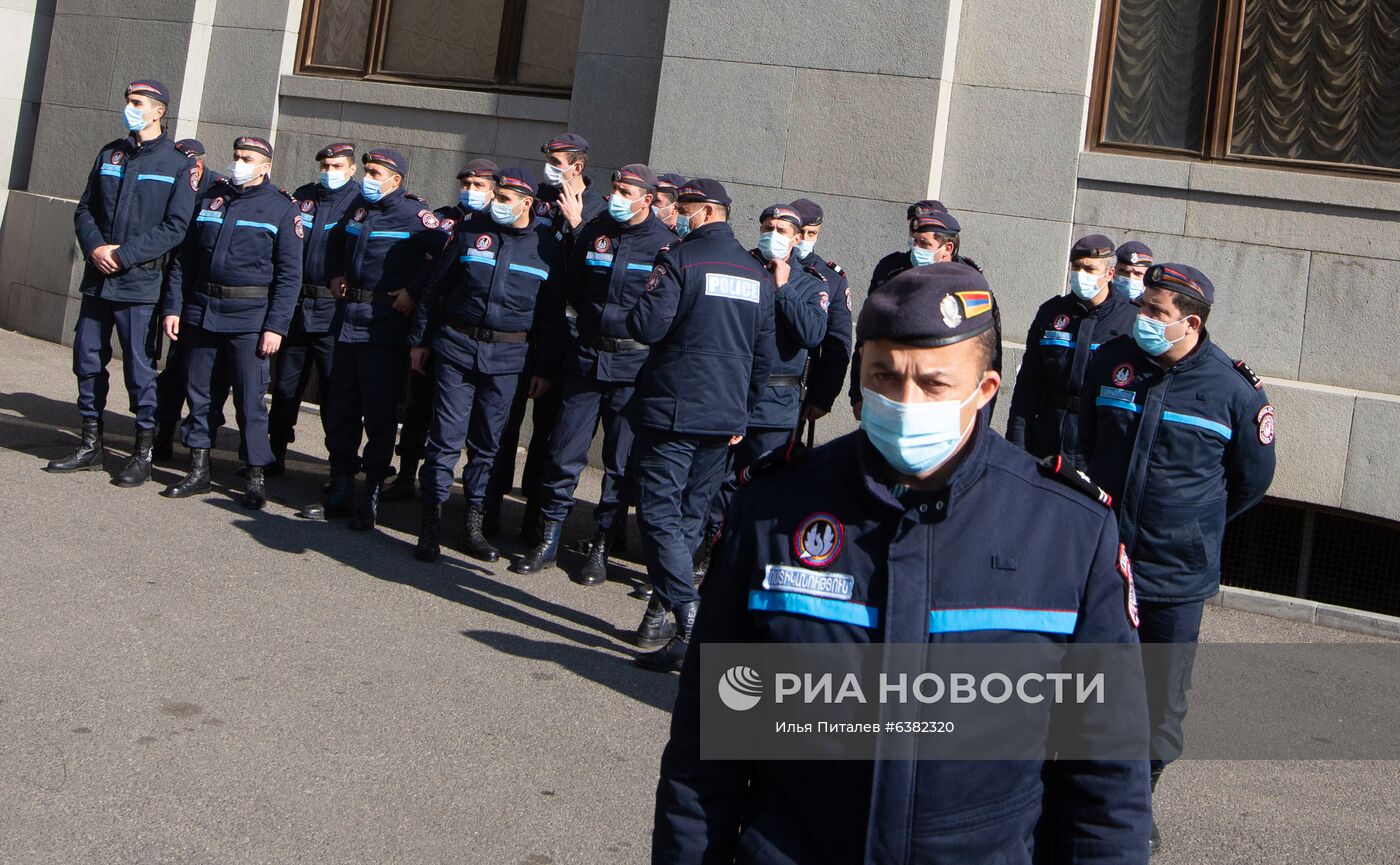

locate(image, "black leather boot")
(114, 428), (155, 487)
(164, 448), (212, 498)
(637, 600), (700, 672)
(575, 528), (610, 586)
(1149, 766), (1163, 856)
(512, 519), (562, 574)
(692, 527), (717, 588)
(380, 458), (418, 502)
(266, 440), (287, 477)
(46, 418), (105, 473)
(415, 501), (442, 562)
(630, 579), (654, 600)
(324, 473), (355, 518)
(152, 421), (176, 460)
(349, 473), (384, 530)
(461, 503), (500, 563)
(242, 466), (267, 510)
(635, 596), (676, 651)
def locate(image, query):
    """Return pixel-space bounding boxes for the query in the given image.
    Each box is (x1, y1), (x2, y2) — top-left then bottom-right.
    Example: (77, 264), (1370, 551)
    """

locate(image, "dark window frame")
(296, 0), (571, 97)
(1087, 0), (1400, 181)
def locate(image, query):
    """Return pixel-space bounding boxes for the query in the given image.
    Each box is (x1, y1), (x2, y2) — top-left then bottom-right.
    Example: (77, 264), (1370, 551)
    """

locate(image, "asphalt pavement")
(0, 329), (1395, 864)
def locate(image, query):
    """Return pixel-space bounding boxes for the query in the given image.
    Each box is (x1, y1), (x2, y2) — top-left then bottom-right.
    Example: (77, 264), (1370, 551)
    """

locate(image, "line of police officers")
(52, 79), (1278, 863)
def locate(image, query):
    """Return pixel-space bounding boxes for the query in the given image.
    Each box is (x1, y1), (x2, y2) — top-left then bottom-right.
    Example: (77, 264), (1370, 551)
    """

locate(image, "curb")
(1210, 586), (1400, 640)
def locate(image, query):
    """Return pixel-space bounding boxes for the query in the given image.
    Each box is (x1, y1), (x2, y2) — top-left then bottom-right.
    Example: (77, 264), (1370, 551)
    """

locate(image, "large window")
(297, 0), (584, 94)
(1089, 0), (1400, 178)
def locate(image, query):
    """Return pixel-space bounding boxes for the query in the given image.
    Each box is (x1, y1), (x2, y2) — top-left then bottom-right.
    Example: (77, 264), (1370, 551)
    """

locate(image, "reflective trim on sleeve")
(1162, 411), (1232, 440)
(748, 589), (879, 629)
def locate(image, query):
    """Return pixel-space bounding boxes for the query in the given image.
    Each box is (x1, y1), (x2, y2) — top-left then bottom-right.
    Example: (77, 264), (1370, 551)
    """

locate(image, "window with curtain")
(297, 0), (585, 94)
(1090, 0), (1400, 177)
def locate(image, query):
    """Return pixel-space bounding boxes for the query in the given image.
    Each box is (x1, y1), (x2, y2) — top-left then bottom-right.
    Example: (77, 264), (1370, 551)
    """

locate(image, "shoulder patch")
(1037, 455), (1112, 508)
(294, 219), (305, 239)
(826, 260), (845, 276)
(737, 440), (807, 487)
(188, 170), (198, 191)
(1118, 544), (1140, 628)
(1257, 404), (1276, 445)
(805, 264), (828, 282)
(419, 209), (440, 229)
(1234, 359), (1263, 390)
(405, 192), (427, 204)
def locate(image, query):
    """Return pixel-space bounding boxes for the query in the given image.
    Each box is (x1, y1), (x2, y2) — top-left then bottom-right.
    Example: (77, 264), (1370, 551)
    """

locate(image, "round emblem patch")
(534, 201), (552, 218)
(1257, 404), (1276, 445)
(1111, 363), (1135, 387)
(111, 151), (124, 164)
(844, 286), (852, 311)
(645, 265), (665, 292)
(353, 207), (367, 222)
(209, 197), (223, 211)
(1118, 544), (1140, 628)
(475, 234), (492, 251)
(300, 199), (315, 213)
(594, 235), (611, 253)
(440, 218), (456, 234)
(293, 220), (305, 239)
(419, 209), (440, 229)
(1053, 314), (1071, 331)
(793, 513), (843, 568)
(940, 294), (962, 328)
(818, 291), (830, 312)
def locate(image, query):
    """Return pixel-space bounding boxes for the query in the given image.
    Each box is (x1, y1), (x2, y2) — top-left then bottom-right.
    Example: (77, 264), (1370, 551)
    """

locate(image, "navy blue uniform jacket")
(746, 250), (829, 431)
(1078, 333), (1275, 602)
(654, 421), (1150, 864)
(75, 132), (198, 303)
(290, 180), (363, 333)
(1007, 293), (1139, 460)
(793, 250), (853, 413)
(626, 221), (777, 437)
(163, 180), (302, 335)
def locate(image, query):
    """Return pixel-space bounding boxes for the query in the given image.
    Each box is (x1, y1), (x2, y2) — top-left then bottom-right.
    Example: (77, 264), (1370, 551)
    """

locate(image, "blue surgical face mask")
(361, 176), (384, 202)
(1068, 270), (1103, 301)
(609, 194), (639, 223)
(460, 189), (488, 211)
(490, 199), (519, 226)
(795, 239), (816, 259)
(757, 230), (791, 261)
(908, 237), (937, 267)
(1133, 314), (1188, 357)
(319, 169), (350, 191)
(859, 382), (983, 476)
(123, 104), (151, 132)
(1113, 274), (1144, 301)
(675, 211), (693, 238)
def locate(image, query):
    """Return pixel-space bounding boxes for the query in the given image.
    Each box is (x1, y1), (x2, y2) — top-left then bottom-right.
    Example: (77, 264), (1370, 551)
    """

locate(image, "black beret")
(174, 138), (205, 157)
(911, 210), (960, 234)
(541, 133), (590, 154)
(676, 178), (731, 207)
(760, 203), (803, 229)
(614, 163), (659, 191)
(125, 79), (170, 104)
(316, 142), (355, 161)
(233, 136), (273, 158)
(906, 199), (947, 220)
(656, 173), (687, 195)
(363, 147), (408, 178)
(1146, 263), (1214, 305)
(1116, 240), (1154, 266)
(789, 197), (823, 227)
(856, 262), (997, 348)
(495, 166), (538, 197)
(1070, 234), (1116, 261)
(457, 158), (500, 179)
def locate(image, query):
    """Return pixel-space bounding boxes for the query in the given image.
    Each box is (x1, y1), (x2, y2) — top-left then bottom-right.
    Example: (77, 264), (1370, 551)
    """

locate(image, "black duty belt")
(447, 317), (529, 344)
(198, 282), (268, 300)
(768, 375), (803, 388)
(586, 335), (645, 352)
(343, 286), (378, 303)
(134, 252), (172, 271)
(1049, 394), (1081, 412)
(301, 283), (336, 300)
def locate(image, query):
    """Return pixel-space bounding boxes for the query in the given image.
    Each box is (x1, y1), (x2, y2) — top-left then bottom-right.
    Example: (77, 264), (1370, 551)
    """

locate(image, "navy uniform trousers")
(537, 372), (637, 530)
(155, 338), (228, 433)
(324, 342), (405, 477)
(1140, 599), (1205, 772)
(419, 327), (522, 506)
(182, 326), (274, 466)
(632, 427), (731, 610)
(73, 295), (160, 429)
(706, 425), (794, 530)
(394, 357), (435, 464)
(267, 320), (334, 449)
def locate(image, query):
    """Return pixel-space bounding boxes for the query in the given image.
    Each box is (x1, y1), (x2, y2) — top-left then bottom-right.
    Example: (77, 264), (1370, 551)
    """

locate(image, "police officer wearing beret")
(265, 142), (361, 476)
(160, 136), (302, 508)
(382, 158), (501, 504)
(654, 263), (1150, 864)
(319, 148), (449, 529)
(152, 137), (231, 462)
(1113, 241), (1154, 303)
(1078, 263), (1274, 854)
(625, 178), (777, 672)
(490, 134), (609, 543)
(1006, 234), (1139, 462)
(50, 80), (198, 486)
(409, 167), (563, 563)
(514, 164), (674, 579)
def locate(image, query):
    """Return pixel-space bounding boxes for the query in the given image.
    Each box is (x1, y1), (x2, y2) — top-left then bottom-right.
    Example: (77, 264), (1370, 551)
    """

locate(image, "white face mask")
(226, 160), (259, 187)
(543, 162), (568, 185)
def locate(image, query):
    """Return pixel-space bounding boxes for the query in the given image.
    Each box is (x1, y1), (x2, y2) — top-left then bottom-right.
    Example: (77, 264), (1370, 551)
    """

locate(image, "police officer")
(651, 173), (686, 232)
(266, 142), (360, 476)
(1006, 234), (1139, 462)
(789, 197), (853, 433)
(699, 203), (828, 558)
(319, 148), (448, 530)
(160, 136), (301, 508)
(1113, 241), (1154, 302)
(382, 158), (499, 503)
(492, 134), (607, 543)
(653, 263), (1150, 864)
(1077, 263), (1274, 854)
(50, 80), (197, 486)
(513, 165), (674, 579)
(625, 178), (776, 672)
(409, 167), (562, 563)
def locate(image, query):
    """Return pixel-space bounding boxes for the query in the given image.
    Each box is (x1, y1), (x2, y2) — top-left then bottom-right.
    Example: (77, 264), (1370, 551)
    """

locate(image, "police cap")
(760, 203), (803, 230)
(541, 133), (590, 154)
(1116, 240), (1154, 267)
(316, 142), (355, 161)
(125, 79), (170, 105)
(911, 210), (960, 234)
(856, 262), (996, 347)
(457, 158), (500, 179)
(234, 136), (273, 158)
(907, 199), (947, 220)
(495, 166), (538, 197)
(676, 178), (731, 207)
(656, 173), (687, 196)
(363, 147), (408, 178)
(1070, 234), (1116, 262)
(789, 197), (823, 227)
(613, 164), (659, 191)
(174, 139), (205, 157)
(1146, 263), (1214, 305)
